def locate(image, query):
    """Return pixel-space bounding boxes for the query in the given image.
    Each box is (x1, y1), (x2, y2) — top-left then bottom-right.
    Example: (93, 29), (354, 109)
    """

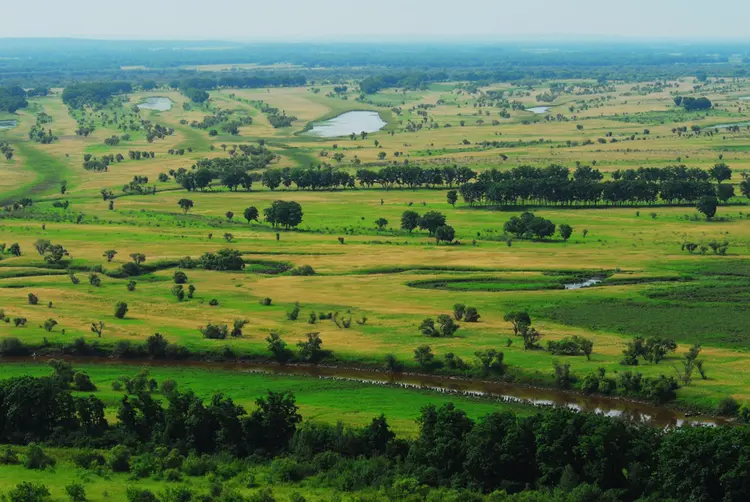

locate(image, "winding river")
(7, 356), (722, 428)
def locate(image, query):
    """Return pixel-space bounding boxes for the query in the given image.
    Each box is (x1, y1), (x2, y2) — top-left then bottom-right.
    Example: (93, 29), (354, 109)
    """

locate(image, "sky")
(3, 0), (750, 41)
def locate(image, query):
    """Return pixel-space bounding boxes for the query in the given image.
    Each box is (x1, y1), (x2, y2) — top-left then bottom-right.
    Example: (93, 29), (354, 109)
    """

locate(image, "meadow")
(2, 75), (750, 419)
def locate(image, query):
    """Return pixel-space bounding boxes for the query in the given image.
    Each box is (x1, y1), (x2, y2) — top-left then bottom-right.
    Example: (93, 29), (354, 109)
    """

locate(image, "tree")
(447, 190), (458, 207)
(709, 162), (732, 183)
(503, 311), (531, 335)
(178, 199), (194, 214)
(43, 319), (58, 332)
(264, 200), (304, 229)
(473, 350), (506, 377)
(226, 210), (234, 221)
(375, 218), (388, 230)
(266, 332), (292, 363)
(414, 345), (435, 369)
(519, 324), (542, 350)
(435, 225), (455, 245)
(173, 271), (188, 284)
(559, 224), (573, 241)
(696, 196), (718, 219)
(34, 239), (51, 255)
(244, 206), (259, 223)
(401, 211), (420, 232)
(8, 243), (21, 256)
(130, 253), (146, 265)
(103, 250), (117, 262)
(297, 333), (325, 363)
(418, 211), (447, 235)
(114, 302), (128, 319)
(91, 321), (104, 338)
(453, 303), (466, 320)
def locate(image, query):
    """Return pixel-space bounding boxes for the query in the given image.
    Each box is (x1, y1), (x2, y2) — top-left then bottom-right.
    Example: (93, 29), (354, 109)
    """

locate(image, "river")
(5, 356), (722, 428)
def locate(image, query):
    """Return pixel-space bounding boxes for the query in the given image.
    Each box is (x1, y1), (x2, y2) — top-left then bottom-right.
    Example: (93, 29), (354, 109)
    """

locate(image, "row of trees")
(1, 370), (749, 501)
(459, 164), (739, 206)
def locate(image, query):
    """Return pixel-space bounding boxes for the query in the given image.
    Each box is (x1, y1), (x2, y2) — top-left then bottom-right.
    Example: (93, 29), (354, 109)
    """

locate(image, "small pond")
(137, 96), (173, 111)
(0, 120), (18, 130)
(712, 121), (750, 129)
(526, 106), (551, 114)
(308, 111), (386, 138)
(564, 277), (603, 290)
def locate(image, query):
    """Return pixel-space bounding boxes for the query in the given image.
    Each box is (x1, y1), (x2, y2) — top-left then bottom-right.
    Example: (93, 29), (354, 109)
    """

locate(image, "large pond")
(8, 356), (722, 428)
(308, 111), (386, 138)
(0, 120), (18, 130)
(137, 96), (173, 111)
(526, 106), (551, 114)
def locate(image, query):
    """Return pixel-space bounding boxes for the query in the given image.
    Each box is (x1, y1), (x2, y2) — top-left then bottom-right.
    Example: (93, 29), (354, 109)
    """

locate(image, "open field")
(2, 76), (750, 420)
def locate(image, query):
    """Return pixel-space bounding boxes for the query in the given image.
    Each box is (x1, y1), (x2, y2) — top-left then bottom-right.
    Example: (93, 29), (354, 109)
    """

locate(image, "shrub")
(23, 443), (56, 470)
(173, 271), (188, 284)
(108, 445), (131, 472)
(13, 317), (27, 327)
(453, 303), (466, 320)
(161, 379), (178, 395)
(88, 273), (102, 287)
(717, 397), (740, 417)
(463, 307), (480, 322)
(125, 487), (158, 502)
(73, 371), (97, 391)
(290, 265), (316, 276)
(127, 280), (136, 291)
(72, 450), (105, 469)
(209, 298), (219, 306)
(65, 482), (87, 502)
(200, 323), (228, 339)
(28, 293), (39, 305)
(0, 445), (19, 465)
(6, 482), (50, 502)
(178, 256), (196, 269)
(114, 301), (128, 319)
(260, 297), (273, 306)
(287, 303), (301, 321)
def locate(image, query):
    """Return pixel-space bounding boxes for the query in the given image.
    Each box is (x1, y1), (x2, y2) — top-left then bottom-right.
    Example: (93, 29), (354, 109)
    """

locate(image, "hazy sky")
(3, 0), (750, 41)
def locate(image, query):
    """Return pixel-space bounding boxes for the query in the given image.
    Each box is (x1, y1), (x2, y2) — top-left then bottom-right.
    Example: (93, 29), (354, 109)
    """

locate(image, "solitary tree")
(114, 302), (128, 319)
(244, 206), (259, 223)
(446, 190), (458, 207)
(435, 225), (455, 245)
(178, 199), (194, 214)
(503, 311), (531, 335)
(91, 321), (104, 338)
(375, 218), (389, 230)
(103, 250), (117, 262)
(697, 196), (718, 219)
(559, 224), (573, 241)
(129, 253), (146, 265)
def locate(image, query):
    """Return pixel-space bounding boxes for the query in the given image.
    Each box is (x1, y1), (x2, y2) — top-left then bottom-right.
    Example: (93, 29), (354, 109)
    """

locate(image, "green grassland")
(2, 77), (750, 418)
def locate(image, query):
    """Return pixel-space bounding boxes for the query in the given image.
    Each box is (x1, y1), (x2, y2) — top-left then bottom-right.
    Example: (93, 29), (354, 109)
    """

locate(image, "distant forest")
(1, 39), (750, 88)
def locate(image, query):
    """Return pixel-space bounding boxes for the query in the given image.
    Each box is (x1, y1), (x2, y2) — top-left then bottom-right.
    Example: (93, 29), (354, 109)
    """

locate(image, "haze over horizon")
(3, 0), (750, 42)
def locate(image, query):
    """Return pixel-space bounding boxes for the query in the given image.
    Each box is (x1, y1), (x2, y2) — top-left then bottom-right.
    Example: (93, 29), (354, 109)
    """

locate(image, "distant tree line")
(0, 86), (28, 113)
(459, 163), (736, 207)
(61, 82), (133, 108)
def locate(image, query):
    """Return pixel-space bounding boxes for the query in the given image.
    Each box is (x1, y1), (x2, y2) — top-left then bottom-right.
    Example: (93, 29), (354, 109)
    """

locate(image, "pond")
(526, 106), (551, 114)
(308, 111), (386, 138)
(137, 96), (173, 111)
(712, 121), (750, 129)
(564, 277), (603, 290)
(0, 120), (18, 130)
